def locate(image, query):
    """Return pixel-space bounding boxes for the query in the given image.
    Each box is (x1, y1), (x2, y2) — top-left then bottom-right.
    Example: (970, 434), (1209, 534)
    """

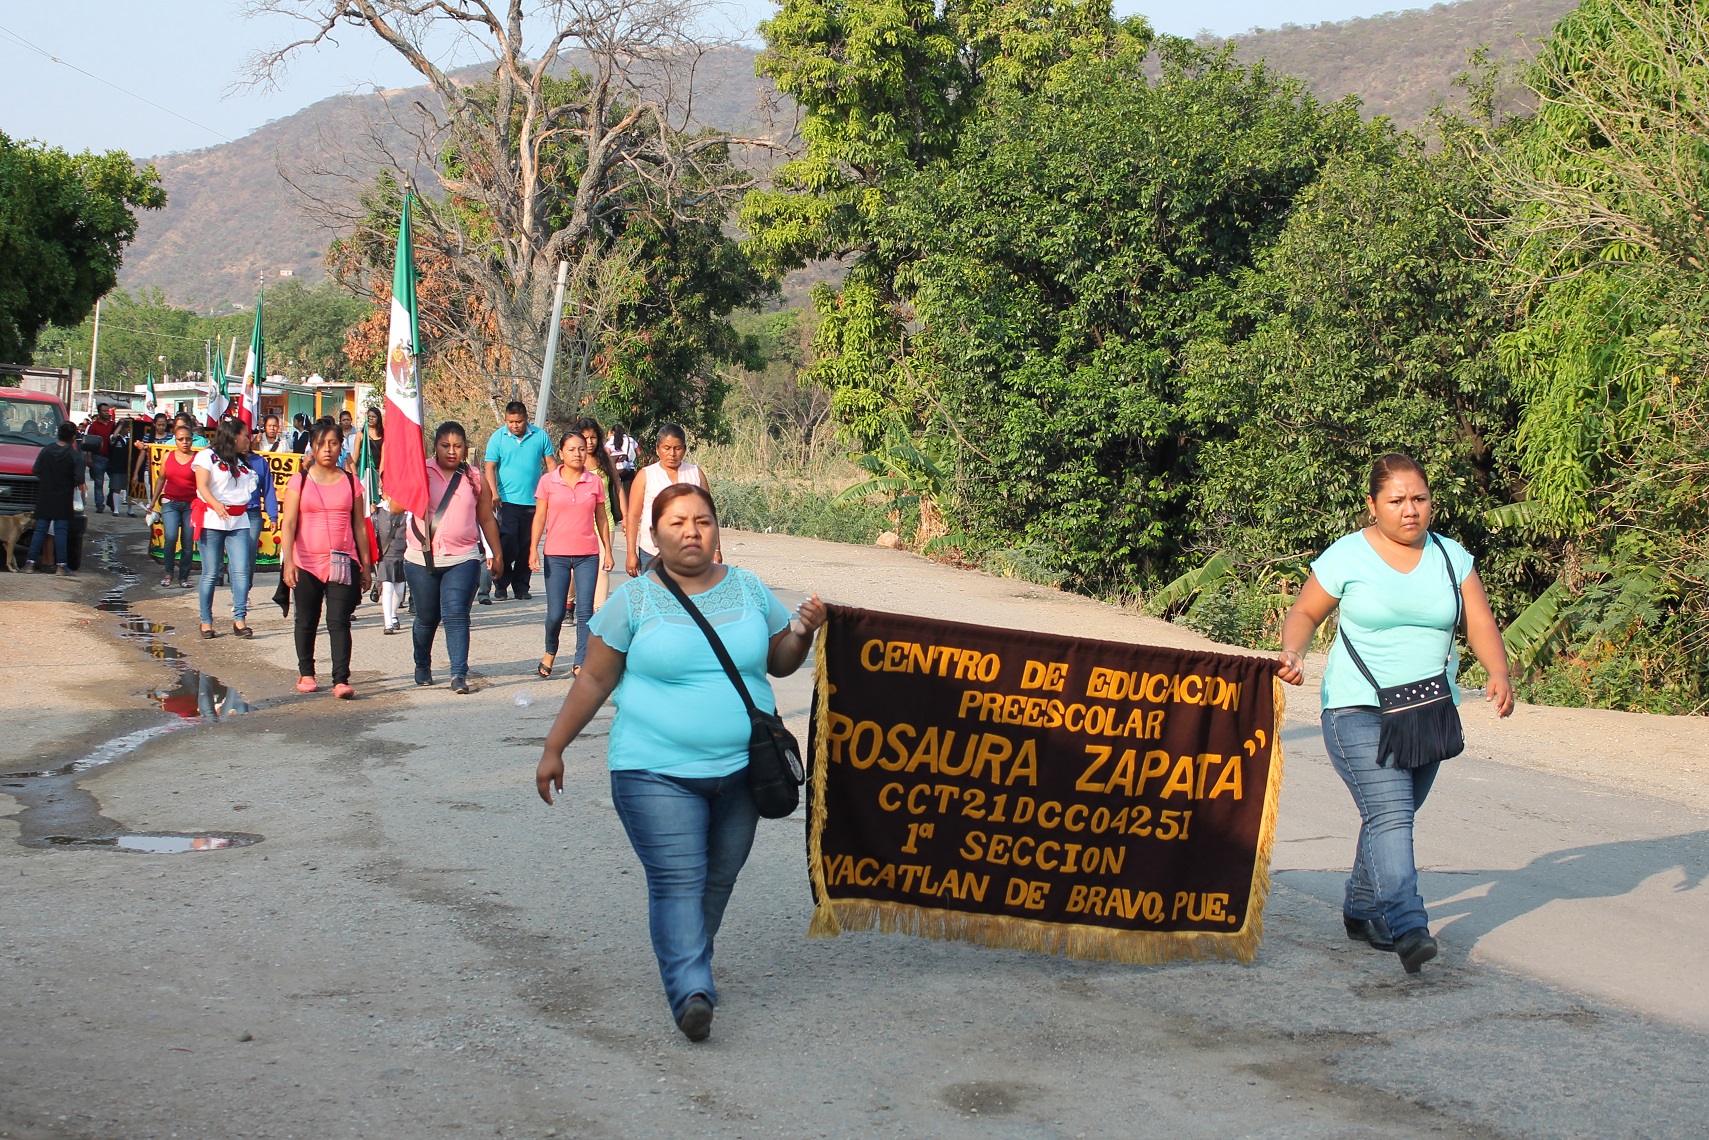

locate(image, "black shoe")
(675, 994), (713, 1042)
(1395, 929), (1439, 974)
(1343, 914), (1395, 952)
(414, 667), (434, 686)
(449, 676), (470, 695)
(493, 590), (508, 601)
(477, 596), (493, 605)
(513, 591), (532, 601)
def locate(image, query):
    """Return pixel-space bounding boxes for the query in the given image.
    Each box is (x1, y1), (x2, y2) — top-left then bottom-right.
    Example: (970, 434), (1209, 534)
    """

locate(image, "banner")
(147, 443), (301, 569)
(807, 606), (1285, 964)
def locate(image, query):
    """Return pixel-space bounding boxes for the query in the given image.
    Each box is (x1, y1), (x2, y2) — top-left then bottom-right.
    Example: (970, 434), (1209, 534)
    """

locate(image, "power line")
(0, 21), (234, 144)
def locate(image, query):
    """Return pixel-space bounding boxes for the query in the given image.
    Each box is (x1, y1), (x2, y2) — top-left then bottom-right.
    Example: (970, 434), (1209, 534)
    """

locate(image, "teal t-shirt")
(1312, 530), (1475, 710)
(589, 566), (792, 778)
(483, 424), (555, 505)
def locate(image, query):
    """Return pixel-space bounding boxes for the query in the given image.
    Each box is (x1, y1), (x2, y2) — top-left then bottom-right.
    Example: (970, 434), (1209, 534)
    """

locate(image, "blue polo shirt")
(483, 424), (555, 506)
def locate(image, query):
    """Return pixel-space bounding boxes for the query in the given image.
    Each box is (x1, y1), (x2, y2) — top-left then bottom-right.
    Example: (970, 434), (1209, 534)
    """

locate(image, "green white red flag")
(238, 290), (264, 428)
(206, 348), (229, 424)
(380, 192), (428, 516)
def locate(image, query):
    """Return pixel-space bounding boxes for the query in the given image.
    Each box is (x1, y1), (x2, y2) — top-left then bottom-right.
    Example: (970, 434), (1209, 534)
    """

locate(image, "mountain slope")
(121, 2), (1578, 310)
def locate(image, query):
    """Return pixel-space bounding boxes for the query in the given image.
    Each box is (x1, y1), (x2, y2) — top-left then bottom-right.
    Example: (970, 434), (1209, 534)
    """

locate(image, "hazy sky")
(3, 1), (1419, 158)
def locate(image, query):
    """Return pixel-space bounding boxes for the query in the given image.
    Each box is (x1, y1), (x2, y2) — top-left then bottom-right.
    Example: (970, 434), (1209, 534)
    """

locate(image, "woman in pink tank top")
(278, 421), (373, 698)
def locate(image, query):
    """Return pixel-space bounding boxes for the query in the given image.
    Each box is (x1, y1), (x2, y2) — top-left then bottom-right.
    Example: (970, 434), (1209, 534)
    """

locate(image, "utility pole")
(534, 260), (570, 430)
(87, 296), (103, 415)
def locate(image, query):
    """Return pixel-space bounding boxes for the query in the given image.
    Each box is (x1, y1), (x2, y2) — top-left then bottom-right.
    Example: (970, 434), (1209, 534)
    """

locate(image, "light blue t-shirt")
(483, 424), (555, 506)
(590, 566), (792, 778)
(1312, 530), (1475, 710)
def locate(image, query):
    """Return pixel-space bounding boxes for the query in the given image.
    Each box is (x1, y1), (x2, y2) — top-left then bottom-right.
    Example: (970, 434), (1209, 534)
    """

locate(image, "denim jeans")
(405, 558), (480, 679)
(246, 507), (265, 577)
(160, 500), (195, 581)
(198, 527), (252, 624)
(542, 553), (598, 665)
(495, 501), (536, 596)
(610, 766), (759, 1019)
(25, 518), (69, 567)
(90, 454), (109, 511)
(1321, 707), (1440, 939)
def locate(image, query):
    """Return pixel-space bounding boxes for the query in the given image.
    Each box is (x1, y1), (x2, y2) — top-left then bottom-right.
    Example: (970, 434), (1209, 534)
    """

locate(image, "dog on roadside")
(0, 513), (34, 570)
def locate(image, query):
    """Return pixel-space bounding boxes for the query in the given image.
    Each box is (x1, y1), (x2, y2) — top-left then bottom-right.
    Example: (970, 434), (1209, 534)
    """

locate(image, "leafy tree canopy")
(0, 132), (164, 363)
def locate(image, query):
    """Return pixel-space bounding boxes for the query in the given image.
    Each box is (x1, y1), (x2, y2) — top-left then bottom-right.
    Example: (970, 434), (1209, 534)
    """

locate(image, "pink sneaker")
(332, 683), (355, 700)
(296, 676), (318, 693)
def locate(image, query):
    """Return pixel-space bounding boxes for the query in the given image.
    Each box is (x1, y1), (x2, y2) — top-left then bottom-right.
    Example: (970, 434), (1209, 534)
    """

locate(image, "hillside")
(121, 1), (1578, 310)
(1224, 0), (1576, 126)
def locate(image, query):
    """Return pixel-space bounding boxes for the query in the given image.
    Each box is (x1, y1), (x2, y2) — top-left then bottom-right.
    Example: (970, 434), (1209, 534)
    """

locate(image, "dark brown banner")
(807, 606), (1285, 964)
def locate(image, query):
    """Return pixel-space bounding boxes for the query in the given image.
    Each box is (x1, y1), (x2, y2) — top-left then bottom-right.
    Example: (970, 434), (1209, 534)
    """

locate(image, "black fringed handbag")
(1338, 534), (1467, 770)
(655, 565), (805, 819)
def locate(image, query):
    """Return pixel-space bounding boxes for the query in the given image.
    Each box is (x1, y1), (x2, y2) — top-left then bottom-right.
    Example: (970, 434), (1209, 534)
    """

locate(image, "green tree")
(1478, 0), (1709, 709)
(0, 132), (164, 363)
(876, 37), (1384, 593)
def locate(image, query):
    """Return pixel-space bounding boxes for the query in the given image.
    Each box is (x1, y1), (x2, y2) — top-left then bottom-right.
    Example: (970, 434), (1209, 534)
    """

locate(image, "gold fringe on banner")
(804, 663), (1290, 965)
(805, 625), (842, 938)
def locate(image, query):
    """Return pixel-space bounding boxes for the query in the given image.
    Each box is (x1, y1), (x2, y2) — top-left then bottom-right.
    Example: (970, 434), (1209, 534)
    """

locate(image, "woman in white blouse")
(195, 418), (261, 639)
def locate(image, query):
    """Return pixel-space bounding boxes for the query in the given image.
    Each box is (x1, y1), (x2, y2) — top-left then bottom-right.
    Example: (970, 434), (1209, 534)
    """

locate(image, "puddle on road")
(0, 537), (263, 852)
(45, 833), (260, 854)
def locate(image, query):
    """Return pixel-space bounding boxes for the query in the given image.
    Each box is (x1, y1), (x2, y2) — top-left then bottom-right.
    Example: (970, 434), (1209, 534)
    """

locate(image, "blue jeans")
(405, 558), (480, 678)
(542, 553), (598, 665)
(26, 518), (69, 567)
(609, 767), (759, 1019)
(198, 527), (252, 624)
(90, 454), (109, 510)
(160, 500), (195, 581)
(246, 507), (265, 577)
(1321, 707), (1440, 939)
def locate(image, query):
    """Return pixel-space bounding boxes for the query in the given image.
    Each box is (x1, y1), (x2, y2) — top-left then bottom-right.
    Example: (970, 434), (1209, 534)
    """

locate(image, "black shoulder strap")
(1337, 532), (1464, 689)
(408, 465), (465, 572)
(654, 565), (761, 719)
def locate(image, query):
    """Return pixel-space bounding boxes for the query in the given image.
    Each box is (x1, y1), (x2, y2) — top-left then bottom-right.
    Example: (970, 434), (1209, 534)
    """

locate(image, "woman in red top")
(529, 431), (613, 677)
(147, 422), (199, 587)
(278, 421), (373, 698)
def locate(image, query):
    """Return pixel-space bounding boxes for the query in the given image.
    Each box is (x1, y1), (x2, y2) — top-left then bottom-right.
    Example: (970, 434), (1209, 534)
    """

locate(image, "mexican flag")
(145, 372), (158, 414)
(206, 348), (229, 424)
(238, 290), (263, 428)
(380, 192), (428, 517)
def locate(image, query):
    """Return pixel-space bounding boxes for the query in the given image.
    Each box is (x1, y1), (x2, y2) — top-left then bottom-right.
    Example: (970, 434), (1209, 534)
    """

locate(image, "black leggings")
(294, 569), (360, 685)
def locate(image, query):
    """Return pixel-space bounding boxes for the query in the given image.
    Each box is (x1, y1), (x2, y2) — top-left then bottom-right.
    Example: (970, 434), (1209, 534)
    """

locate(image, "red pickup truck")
(0, 388), (87, 569)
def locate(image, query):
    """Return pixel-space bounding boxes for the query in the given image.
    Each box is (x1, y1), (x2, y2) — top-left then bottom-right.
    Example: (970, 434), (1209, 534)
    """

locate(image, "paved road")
(0, 520), (1704, 1138)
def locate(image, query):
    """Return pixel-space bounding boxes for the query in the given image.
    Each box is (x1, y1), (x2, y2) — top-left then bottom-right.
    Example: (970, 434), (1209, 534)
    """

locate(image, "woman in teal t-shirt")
(535, 482), (827, 1042)
(1275, 454), (1513, 975)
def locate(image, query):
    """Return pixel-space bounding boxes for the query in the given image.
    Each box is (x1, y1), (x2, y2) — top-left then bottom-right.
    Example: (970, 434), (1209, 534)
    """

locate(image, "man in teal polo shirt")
(482, 400), (557, 600)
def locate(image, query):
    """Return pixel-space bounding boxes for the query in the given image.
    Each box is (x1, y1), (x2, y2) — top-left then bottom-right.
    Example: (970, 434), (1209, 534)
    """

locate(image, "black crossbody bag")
(654, 565), (805, 819)
(1338, 533), (1466, 769)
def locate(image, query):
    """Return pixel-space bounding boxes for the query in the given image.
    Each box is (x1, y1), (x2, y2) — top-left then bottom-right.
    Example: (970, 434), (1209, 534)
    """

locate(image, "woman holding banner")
(536, 482), (825, 1042)
(148, 422), (199, 588)
(1276, 453), (1513, 975)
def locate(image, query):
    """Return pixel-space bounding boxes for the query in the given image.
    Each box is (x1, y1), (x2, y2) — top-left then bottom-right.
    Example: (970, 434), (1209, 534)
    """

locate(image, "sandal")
(160, 575), (172, 587)
(537, 658), (554, 679)
(572, 665), (582, 677)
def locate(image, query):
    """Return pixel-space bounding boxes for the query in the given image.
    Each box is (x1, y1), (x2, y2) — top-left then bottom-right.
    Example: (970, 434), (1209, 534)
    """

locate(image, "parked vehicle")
(0, 388), (86, 570)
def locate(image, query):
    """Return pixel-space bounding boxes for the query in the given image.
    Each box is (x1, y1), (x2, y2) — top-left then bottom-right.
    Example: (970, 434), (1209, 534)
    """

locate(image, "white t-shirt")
(606, 434), (638, 472)
(636, 461), (704, 555)
(192, 449), (258, 532)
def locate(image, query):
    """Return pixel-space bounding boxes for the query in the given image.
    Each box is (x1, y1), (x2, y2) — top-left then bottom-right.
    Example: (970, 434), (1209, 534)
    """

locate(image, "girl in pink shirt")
(529, 431), (614, 677)
(278, 421), (374, 698)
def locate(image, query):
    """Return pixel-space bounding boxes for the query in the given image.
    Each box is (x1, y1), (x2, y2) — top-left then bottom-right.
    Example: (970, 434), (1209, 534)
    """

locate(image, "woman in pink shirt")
(529, 432), (614, 677)
(278, 421), (374, 698)
(395, 422), (503, 695)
